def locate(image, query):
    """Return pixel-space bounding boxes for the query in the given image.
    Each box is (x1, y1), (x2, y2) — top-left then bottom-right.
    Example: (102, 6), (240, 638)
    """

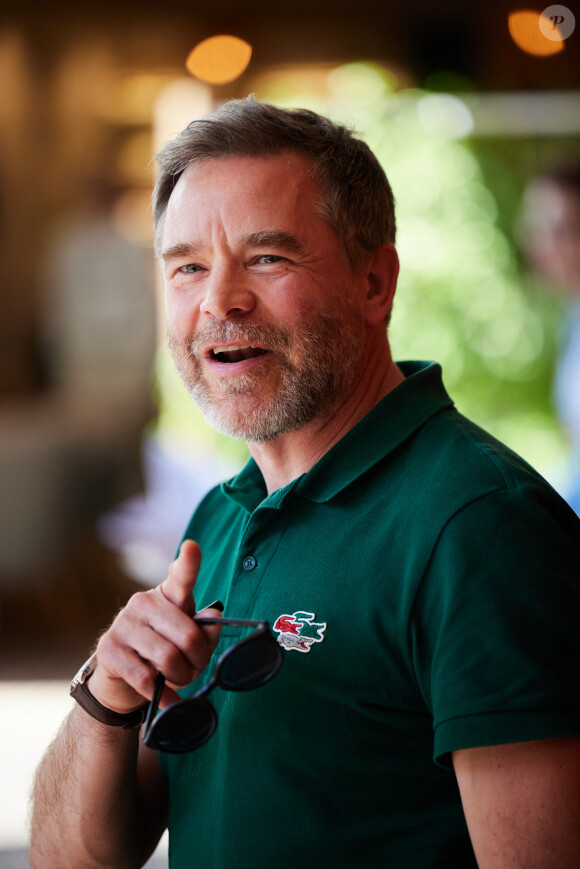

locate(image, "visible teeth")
(211, 344), (268, 363)
(212, 344), (252, 354)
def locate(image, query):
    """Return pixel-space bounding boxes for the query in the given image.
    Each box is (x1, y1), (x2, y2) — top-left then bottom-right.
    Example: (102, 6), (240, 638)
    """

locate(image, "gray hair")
(153, 96), (396, 273)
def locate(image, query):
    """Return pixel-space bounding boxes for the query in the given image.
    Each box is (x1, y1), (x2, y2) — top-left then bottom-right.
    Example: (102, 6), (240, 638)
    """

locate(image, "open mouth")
(211, 344), (268, 363)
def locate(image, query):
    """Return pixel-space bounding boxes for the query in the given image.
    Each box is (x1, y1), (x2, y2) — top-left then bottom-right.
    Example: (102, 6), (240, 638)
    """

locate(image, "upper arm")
(136, 742), (169, 865)
(413, 488), (580, 761)
(453, 738), (580, 869)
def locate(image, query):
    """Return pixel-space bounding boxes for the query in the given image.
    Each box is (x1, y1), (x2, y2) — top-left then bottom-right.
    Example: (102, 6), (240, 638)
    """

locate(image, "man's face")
(160, 152), (368, 442)
(521, 182), (580, 297)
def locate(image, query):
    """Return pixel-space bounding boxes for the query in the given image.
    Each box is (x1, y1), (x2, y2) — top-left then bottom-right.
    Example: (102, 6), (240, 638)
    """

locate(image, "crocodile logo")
(273, 611), (327, 653)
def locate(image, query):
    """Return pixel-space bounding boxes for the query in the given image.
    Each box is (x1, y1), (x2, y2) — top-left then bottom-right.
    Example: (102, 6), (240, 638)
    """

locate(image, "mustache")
(183, 321), (293, 356)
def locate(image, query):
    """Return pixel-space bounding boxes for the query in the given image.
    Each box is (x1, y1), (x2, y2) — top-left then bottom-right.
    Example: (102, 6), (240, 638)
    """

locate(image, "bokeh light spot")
(417, 94), (474, 139)
(186, 35), (252, 85)
(508, 9), (564, 55)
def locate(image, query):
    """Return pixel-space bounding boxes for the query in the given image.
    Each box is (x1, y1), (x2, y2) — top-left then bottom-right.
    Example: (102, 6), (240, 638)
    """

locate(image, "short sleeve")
(411, 484), (580, 767)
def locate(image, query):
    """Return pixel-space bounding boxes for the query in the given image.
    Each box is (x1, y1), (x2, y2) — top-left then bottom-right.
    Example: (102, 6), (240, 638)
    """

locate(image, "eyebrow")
(161, 242), (201, 263)
(161, 230), (305, 263)
(243, 230), (305, 254)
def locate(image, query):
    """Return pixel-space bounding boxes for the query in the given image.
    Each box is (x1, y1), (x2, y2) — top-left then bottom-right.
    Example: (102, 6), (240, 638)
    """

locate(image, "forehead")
(179, 151), (317, 190)
(162, 152), (327, 241)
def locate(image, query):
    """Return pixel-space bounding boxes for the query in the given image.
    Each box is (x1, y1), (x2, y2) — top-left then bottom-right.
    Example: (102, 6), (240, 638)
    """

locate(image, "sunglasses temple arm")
(143, 671), (166, 737)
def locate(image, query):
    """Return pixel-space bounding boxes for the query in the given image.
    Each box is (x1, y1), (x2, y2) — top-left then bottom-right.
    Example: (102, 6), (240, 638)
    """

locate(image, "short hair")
(153, 96), (396, 272)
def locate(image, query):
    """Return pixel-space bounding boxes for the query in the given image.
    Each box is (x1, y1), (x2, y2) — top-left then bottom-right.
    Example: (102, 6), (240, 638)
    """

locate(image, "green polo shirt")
(161, 361), (580, 868)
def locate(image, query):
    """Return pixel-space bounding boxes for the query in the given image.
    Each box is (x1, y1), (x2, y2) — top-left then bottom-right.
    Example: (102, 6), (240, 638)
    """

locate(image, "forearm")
(454, 738), (580, 869)
(29, 541), (218, 868)
(30, 705), (153, 869)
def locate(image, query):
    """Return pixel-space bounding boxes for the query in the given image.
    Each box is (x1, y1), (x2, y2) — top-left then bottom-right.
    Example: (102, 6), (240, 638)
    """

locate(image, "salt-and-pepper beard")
(168, 295), (366, 443)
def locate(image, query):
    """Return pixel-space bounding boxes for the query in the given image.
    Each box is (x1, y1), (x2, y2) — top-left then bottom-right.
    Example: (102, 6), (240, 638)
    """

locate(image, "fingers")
(86, 539), (223, 714)
(89, 606), (210, 712)
(155, 603), (224, 709)
(128, 590), (221, 682)
(159, 539), (201, 615)
(193, 602), (223, 657)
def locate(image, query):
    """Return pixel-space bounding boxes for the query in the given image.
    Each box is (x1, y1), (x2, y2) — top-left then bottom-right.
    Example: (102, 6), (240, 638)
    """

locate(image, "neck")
(248, 335), (404, 494)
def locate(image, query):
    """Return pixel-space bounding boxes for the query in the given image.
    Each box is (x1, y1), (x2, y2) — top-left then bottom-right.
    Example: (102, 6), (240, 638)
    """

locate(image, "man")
(31, 98), (580, 868)
(520, 163), (580, 515)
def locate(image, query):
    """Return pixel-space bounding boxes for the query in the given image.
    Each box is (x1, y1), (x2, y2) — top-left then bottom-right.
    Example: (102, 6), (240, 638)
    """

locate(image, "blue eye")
(180, 264), (203, 273)
(259, 255), (283, 264)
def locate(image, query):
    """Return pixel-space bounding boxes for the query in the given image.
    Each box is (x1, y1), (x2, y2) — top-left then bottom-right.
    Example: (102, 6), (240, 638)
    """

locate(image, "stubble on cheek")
(168, 321), (294, 393)
(166, 287), (366, 442)
(166, 321), (296, 429)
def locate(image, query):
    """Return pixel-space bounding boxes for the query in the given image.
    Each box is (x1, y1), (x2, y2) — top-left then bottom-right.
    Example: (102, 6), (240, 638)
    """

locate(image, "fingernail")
(205, 599), (224, 612)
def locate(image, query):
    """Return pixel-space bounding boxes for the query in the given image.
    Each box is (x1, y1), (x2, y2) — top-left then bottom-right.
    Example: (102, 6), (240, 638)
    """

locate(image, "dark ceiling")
(7, 0), (580, 90)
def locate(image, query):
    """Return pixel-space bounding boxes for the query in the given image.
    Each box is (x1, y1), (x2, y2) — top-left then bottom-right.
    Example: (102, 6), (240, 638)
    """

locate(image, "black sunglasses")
(141, 617), (283, 753)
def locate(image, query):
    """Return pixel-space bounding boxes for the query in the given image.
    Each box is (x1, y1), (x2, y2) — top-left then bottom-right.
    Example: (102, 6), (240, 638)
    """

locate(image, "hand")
(88, 540), (222, 714)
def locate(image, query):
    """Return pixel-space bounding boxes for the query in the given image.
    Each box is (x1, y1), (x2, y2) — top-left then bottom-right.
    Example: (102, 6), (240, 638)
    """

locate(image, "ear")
(362, 244), (399, 327)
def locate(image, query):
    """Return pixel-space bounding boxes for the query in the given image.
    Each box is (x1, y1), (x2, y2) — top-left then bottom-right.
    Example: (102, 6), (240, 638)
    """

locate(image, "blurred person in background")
(31, 99), (580, 869)
(520, 162), (580, 515)
(42, 173), (158, 516)
(0, 176), (158, 581)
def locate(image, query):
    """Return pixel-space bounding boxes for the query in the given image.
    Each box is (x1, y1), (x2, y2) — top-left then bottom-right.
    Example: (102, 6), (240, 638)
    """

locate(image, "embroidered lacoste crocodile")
(273, 611), (327, 653)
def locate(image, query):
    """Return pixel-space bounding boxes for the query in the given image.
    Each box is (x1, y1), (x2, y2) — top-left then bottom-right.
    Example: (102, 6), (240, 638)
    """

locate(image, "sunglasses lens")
(219, 631), (282, 690)
(149, 696), (216, 754)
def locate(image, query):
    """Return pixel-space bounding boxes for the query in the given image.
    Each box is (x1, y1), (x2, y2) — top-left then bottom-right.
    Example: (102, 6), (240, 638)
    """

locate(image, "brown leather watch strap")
(70, 654), (148, 729)
(71, 679), (148, 729)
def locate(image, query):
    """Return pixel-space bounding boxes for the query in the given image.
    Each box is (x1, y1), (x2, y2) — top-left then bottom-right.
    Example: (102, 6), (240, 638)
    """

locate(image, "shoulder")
(401, 404), (575, 532)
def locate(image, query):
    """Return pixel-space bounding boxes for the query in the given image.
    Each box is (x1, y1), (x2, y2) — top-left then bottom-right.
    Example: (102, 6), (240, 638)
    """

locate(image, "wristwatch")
(70, 652), (148, 729)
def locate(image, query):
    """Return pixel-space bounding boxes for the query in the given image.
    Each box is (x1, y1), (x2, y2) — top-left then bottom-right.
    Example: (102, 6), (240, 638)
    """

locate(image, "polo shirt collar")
(221, 361), (453, 511)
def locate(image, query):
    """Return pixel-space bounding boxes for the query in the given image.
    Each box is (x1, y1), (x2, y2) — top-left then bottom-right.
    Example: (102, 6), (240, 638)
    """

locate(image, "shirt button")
(242, 556), (257, 571)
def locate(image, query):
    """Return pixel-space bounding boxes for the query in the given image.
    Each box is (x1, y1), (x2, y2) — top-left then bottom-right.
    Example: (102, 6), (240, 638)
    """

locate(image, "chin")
(193, 391), (267, 437)
(195, 391), (313, 443)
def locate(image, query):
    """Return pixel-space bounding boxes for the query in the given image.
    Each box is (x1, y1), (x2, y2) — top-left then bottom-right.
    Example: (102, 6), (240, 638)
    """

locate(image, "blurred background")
(1, 0), (579, 864)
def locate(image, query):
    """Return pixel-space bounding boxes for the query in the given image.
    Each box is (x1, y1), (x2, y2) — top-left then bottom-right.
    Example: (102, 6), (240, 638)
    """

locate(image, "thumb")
(160, 539), (201, 615)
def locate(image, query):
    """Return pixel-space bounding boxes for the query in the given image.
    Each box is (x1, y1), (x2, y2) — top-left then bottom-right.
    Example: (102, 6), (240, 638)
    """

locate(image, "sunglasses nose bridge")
(192, 669), (220, 702)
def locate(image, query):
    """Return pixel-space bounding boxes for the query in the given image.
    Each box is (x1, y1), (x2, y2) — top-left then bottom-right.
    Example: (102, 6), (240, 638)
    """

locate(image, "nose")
(200, 266), (256, 320)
